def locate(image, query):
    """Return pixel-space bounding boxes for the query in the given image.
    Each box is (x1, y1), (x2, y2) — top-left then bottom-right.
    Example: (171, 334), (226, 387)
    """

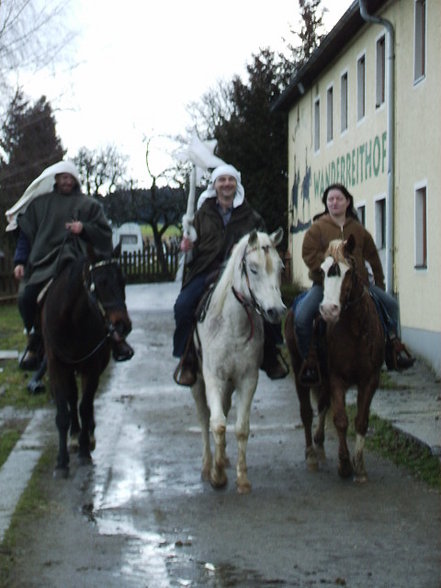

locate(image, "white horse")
(191, 228), (285, 494)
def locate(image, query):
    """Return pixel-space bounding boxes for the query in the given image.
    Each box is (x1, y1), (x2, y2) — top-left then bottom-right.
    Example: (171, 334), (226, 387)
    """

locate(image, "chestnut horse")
(285, 235), (384, 482)
(42, 245), (132, 477)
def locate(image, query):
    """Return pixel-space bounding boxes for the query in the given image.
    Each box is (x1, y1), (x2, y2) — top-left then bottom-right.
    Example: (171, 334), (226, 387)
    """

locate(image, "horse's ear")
(113, 241), (122, 259)
(344, 234), (356, 255)
(248, 229), (258, 246)
(270, 227), (284, 247)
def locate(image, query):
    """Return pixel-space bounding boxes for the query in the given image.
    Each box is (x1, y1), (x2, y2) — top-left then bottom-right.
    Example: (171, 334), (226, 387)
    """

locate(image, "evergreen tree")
(0, 90), (65, 244)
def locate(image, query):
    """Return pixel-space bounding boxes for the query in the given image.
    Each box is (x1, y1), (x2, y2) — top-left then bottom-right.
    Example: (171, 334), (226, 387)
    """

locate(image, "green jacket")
(183, 197), (266, 287)
(18, 188), (112, 286)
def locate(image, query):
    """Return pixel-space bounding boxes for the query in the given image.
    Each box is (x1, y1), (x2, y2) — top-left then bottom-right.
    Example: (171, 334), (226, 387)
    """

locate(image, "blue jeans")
(294, 284), (324, 359)
(370, 284), (399, 336)
(173, 272), (210, 357)
(294, 283), (400, 360)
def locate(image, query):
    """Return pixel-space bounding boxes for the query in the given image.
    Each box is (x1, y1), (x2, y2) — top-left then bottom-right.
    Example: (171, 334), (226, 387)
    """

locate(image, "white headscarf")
(5, 160), (81, 231)
(197, 164), (245, 210)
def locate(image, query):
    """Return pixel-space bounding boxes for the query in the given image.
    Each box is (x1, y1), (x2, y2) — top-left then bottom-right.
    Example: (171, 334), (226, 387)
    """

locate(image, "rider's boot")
(19, 329), (44, 371)
(299, 350), (321, 386)
(173, 335), (197, 387)
(112, 339), (135, 362)
(385, 335), (415, 370)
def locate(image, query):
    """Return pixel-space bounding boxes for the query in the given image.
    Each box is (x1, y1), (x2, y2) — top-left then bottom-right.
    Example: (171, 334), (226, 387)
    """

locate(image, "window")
(415, 185), (427, 268)
(357, 54), (366, 121)
(357, 204), (366, 226)
(314, 98), (320, 151)
(414, 0), (426, 82)
(341, 72), (348, 132)
(376, 35), (385, 107)
(375, 197), (386, 249)
(327, 86), (333, 142)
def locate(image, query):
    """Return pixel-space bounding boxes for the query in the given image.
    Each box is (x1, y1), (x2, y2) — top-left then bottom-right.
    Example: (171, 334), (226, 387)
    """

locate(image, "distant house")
(112, 223), (143, 255)
(274, 0), (440, 375)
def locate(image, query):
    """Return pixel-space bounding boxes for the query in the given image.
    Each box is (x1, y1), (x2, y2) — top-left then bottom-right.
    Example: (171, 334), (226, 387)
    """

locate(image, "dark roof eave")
(272, 0), (387, 113)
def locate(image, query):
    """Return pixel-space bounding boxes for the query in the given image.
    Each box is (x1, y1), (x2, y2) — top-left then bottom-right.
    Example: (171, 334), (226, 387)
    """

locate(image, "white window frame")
(340, 70), (348, 134)
(314, 96), (320, 152)
(414, 181), (428, 269)
(414, 0), (426, 83)
(356, 202), (366, 227)
(374, 194), (387, 271)
(326, 84), (334, 144)
(376, 34), (386, 108)
(357, 52), (366, 122)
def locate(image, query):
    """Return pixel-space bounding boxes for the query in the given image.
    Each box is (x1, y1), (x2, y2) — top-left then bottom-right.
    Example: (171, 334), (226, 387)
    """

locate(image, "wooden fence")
(0, 242), (181, 302)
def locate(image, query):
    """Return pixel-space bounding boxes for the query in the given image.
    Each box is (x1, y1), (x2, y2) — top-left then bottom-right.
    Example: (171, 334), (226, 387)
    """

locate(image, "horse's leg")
(50, 363), (72, 477)
(234, 376), (258, 494)
(204, 373), (228, 489)
(78, 370), (99, 464)
(352, 379), (378, 483)
(313, 389), (330, 463)
(285, 310), (318, 470)
(296, 380), (319, 470)
(68, 376), (80, 452)
(191, 377), (212, 481)
(331, 381), (353, 479)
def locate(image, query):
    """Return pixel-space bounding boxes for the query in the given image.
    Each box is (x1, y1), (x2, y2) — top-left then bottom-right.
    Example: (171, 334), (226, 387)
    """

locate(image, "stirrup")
(173, 360), (196, 387)
(299, 359), (321, 386)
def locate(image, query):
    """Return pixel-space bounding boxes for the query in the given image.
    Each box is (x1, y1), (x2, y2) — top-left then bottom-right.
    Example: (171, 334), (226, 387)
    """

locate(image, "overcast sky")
(19, 0), (352, 186)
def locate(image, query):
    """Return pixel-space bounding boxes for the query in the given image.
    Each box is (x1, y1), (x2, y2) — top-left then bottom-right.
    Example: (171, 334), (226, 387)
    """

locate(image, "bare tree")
(0, 0), (77, 118)
(74, 145), (129, 196)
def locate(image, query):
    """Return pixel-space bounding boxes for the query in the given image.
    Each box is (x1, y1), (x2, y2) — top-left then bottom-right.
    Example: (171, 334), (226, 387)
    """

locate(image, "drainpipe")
(359, 0), (395, 294)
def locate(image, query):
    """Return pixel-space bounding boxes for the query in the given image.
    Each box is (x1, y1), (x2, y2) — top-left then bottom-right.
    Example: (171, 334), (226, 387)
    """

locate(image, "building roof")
(272, 0), (388, 112)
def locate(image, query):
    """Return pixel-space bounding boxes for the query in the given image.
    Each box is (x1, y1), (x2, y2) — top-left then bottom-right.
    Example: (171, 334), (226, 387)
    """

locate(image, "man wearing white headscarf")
(173, 164), (288, 386)
(10, 160), (133, 370)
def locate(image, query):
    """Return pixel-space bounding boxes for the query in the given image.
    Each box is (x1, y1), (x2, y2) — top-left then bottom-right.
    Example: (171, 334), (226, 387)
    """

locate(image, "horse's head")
(235, 228), (286, 324)
(86, 244), (132, 342)
(319, 234), (356, 324)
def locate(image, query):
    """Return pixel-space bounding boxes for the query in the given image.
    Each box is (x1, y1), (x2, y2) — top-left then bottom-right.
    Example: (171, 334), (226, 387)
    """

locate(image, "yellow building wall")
(287, 0), (440, 348)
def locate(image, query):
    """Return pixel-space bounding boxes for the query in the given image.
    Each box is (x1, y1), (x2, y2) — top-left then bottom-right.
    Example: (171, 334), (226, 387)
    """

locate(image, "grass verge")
(0, 444), (56, 586)
(0, 420), (28, 469)
(346, 404), (440, 489)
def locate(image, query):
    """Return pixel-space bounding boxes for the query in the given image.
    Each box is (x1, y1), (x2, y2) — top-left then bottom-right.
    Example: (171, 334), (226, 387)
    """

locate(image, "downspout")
(359, 0), (395, 294)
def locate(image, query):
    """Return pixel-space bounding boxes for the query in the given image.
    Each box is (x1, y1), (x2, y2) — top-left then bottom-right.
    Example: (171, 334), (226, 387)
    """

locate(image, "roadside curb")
(0, 408), (52, 543)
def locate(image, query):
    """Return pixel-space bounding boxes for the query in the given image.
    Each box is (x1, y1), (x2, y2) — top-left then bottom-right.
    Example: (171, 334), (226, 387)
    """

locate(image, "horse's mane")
(64, 256), (87, 292)
(326, 239), (346, 263)
(209, 233), (250, 317)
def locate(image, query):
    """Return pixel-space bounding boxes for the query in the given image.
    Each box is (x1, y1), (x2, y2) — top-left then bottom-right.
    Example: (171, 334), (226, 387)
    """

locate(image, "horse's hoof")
(89, 436), (96, 452)
(53, 466), (69, 479)
(305, 446), (318, 471)
(236, 481), (252, 494)
(210, 472), (228, 489)
(353, 474), (368, 484)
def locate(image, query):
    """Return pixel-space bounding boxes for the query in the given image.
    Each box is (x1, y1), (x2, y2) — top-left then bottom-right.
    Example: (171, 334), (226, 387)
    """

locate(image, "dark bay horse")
(42, 244), (132, 477)
(285, 235), (384, 482)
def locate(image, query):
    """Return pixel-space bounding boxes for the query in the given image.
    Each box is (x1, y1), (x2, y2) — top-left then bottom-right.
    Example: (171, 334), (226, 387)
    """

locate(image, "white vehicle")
(112, 223), (143, 255)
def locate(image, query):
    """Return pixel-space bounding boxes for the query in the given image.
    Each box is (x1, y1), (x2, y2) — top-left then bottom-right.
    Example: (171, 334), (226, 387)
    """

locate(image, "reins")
(230, 244), (267, 342)
(47, 257), (120, 365)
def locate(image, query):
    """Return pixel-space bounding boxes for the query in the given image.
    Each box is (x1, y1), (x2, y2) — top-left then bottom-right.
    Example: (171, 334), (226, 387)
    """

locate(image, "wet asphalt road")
(8, 283), (440, 588)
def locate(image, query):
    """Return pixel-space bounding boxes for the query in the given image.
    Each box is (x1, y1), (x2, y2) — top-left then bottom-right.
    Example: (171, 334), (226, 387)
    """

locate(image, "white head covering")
(197, 164), (245, 210)
(5, 160), (81, 231)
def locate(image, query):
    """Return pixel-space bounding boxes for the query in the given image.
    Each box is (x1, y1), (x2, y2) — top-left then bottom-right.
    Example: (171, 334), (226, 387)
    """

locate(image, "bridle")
(231, 244), (269, 341)
(49, 257), (123, 364)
